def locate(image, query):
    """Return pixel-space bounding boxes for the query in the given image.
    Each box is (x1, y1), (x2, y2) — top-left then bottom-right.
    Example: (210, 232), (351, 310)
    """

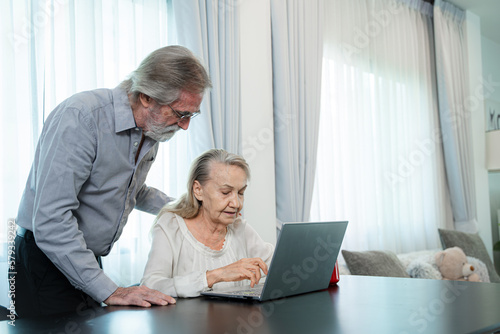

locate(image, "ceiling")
(446, 0), (500, 44)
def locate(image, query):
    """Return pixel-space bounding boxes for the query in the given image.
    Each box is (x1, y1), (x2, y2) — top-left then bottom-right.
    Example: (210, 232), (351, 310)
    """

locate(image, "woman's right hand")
(206, 258), (268, 288)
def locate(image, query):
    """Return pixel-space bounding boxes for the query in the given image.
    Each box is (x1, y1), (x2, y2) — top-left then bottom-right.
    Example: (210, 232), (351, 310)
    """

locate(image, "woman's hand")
(206, 258), (268, 288)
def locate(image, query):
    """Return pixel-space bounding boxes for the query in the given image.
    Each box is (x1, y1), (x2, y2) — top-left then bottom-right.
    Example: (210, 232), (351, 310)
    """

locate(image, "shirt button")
(134, 142), (138, 147)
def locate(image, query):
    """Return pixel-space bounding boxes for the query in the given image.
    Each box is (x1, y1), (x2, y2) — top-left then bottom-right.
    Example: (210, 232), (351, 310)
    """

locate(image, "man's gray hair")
(120, 45), (211, 104)
(158, 149), (250, 220)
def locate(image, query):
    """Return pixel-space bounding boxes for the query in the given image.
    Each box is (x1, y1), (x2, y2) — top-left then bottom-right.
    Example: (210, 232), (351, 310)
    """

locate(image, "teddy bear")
(434, 246), (481, 282)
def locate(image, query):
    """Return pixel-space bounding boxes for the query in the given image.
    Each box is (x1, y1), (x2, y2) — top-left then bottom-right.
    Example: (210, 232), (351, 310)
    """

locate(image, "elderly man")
(14, 45), (211, 317)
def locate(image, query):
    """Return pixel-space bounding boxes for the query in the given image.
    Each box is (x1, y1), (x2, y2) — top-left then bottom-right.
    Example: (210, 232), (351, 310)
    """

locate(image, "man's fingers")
(164, 295), (176, 304)
(139, 300), (152, 308)
(140, 286), (176, 305)
(146, 291), (176, 306)
(105, 286), (176, 307)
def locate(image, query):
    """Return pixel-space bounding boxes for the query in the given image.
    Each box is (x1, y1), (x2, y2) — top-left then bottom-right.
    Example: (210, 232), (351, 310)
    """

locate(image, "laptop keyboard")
(230, 288), (262, 296)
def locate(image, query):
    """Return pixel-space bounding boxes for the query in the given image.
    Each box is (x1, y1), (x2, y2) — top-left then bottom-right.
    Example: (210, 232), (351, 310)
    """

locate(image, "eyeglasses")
(168, 104), (201, 123)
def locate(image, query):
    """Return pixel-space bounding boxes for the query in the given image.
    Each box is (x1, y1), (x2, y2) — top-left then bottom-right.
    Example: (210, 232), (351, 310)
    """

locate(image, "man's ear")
(139, 93), (153, 108)
(193, 180), (203, 201)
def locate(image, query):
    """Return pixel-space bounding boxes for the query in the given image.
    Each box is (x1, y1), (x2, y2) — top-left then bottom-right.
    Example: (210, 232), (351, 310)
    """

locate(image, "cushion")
(342, 250), (410, 278)
(338, 263), (351, 275)
(438, 228), (500, 283)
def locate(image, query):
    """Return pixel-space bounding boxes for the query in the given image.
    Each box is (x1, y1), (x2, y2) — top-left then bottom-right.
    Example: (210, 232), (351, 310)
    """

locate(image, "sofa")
(339, 228), (500, 283)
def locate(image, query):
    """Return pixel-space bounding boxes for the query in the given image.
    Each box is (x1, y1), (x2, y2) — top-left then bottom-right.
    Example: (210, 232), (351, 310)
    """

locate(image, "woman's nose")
(229, 194), (241, 207)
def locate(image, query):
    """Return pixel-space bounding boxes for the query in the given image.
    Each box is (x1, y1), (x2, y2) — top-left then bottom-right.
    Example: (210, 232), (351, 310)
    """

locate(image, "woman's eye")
(222, 192), (230, 195)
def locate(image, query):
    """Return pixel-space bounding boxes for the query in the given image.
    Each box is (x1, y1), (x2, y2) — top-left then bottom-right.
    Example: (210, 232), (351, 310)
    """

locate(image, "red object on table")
(330, 260), (340, 285)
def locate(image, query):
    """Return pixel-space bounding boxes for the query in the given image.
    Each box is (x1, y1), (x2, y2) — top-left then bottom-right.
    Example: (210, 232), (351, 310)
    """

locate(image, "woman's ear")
(193, 180), (203, 201)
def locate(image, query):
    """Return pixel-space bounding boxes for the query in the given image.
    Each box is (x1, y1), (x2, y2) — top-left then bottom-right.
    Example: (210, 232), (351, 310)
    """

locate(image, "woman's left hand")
(206, 258), (268, 288)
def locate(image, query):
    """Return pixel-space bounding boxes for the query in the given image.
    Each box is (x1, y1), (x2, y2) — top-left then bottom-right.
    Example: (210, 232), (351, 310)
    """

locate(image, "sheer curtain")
(271, 0), (324, 226)
(155, 0), (241, 202)
(433, 0), (477, 233)
(311, 0), (453, 254)
(169, 0), (240, 154)
(0, 0), (182, 302)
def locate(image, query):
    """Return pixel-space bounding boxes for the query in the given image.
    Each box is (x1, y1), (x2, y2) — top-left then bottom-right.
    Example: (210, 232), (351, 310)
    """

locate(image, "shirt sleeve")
(32, 107), (117, 302)
(140, 217), (208, 298)
(135, 184), (173, 215)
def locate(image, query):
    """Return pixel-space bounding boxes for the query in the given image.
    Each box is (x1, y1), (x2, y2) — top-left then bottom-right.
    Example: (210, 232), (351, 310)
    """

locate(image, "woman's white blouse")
(140, 212), (275, 297)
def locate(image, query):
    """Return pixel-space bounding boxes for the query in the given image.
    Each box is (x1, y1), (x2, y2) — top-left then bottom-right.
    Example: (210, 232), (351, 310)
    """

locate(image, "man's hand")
(206, 257), (268, 288)
(103, 285), (176, 307)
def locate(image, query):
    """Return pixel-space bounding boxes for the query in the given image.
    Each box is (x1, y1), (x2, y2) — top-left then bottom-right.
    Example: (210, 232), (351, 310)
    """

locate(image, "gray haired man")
(14, 45), (211, 317)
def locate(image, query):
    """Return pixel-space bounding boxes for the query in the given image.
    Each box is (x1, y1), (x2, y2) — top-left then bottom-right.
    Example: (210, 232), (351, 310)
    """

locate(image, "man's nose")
(178, 118), (190, 130)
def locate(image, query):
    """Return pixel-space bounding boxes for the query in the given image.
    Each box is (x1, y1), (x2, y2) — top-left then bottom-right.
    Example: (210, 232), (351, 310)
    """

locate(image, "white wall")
(239, 0), (277, 245)
(465, 11), (493, 258)
(482, 36), (500, 250)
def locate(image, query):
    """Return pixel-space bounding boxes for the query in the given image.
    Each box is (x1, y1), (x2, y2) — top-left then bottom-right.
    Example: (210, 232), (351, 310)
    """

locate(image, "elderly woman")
(141, 149), (274, 297)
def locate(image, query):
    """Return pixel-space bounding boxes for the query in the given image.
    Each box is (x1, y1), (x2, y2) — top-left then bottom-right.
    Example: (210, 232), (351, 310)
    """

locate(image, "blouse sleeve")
(140, 215), (208, 298)
(243, 222), (275, 268)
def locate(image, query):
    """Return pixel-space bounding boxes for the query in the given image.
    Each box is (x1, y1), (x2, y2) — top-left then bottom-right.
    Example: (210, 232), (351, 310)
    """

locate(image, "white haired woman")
(141, 149), (274, 297)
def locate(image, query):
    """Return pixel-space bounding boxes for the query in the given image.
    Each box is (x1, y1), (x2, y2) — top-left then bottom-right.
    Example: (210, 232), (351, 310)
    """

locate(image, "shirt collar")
(113, 86), (138, 133)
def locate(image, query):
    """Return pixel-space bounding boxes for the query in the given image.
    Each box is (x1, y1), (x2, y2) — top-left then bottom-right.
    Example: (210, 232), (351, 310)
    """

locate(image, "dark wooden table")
(3, 275), (500, 333)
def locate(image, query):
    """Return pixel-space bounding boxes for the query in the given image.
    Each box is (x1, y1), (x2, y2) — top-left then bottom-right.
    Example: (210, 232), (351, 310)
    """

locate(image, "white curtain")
(271, 0), (325, 226)
(311, 0), (454, 254)
(433, 0), (477, 233)
(0, 0), (181, 303)
(168, 0), (240, 163)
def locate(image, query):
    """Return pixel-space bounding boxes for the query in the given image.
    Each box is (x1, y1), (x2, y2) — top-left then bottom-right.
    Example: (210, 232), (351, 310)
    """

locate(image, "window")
(0, 0), (179, 305)
(311, 0), (453, 256)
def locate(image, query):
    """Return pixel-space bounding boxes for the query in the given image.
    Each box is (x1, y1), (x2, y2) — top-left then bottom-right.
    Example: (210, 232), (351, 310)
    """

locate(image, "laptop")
(201, 221), (348, 301)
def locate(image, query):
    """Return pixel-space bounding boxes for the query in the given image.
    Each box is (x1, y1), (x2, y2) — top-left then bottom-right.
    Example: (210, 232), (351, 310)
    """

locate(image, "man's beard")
(143, 108), (181, 142)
